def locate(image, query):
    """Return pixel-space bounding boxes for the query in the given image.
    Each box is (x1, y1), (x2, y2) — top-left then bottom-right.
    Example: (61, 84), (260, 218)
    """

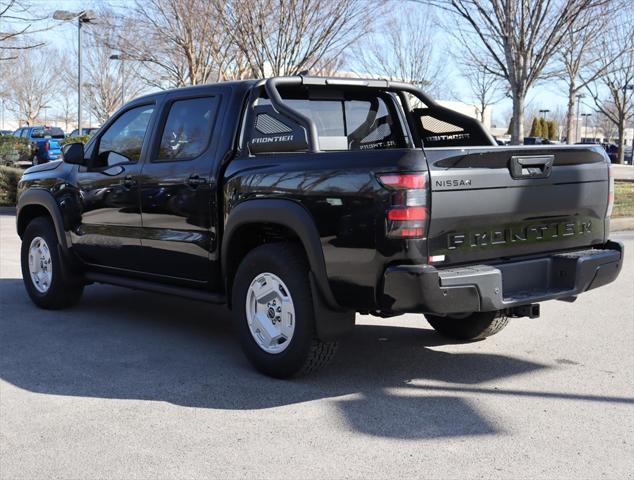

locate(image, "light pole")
(52, 10), (97, 135)
(539, 109), (550, 121)
(41, 105), (50, 124)
(0, 98), (5, 130)
(575, 93), (585, 143)
(109, 54), (125, 106)
(581, 113), (591, 143)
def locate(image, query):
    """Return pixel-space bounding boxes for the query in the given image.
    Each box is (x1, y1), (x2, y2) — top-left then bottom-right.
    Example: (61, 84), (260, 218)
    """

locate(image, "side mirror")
(62, 142), (86, 165)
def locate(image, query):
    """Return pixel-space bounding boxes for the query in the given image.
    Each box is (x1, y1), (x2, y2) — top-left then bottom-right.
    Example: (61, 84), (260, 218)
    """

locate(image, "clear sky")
(3, 0), (581, 129)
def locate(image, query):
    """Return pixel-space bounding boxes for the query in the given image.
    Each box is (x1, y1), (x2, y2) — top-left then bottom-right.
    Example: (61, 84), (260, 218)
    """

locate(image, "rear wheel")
(424, 311), (508, 341)
(232, 243), (338, 378)
(21, 217), (84, 309)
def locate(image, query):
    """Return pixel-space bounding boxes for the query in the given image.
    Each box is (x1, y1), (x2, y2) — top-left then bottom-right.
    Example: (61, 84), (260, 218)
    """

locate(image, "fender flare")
(17, 188), (71, 254)
(221, 199), (340, 311)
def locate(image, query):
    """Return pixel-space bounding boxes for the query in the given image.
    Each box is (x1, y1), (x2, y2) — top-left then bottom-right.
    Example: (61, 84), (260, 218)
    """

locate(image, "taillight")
(607, 163), (614, 217)
(377, 173), (426, 189)
(378, 172), (429, 239)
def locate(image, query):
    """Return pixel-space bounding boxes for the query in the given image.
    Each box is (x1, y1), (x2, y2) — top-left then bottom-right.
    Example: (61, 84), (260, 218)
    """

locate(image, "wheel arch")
(221, 199), (340, 311)
(17, 189), (70, 254)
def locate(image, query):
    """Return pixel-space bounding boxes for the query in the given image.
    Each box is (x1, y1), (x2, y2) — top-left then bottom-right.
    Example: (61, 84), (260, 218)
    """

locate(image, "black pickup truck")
(16, 76), (623, 377)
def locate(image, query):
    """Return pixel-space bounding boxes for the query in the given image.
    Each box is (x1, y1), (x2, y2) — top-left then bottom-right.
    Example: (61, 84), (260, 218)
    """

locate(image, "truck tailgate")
(425, 145), (610, 266)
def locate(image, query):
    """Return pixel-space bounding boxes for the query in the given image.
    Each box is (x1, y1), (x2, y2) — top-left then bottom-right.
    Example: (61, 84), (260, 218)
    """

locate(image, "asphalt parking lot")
(1, 212), (633, 479)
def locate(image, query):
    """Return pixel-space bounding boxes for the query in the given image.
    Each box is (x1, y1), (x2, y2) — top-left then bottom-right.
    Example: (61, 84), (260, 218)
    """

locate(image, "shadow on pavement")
(2, 277), (629, 439)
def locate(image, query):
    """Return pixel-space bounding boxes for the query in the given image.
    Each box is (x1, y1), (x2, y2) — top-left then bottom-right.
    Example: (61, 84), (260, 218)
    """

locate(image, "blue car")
(13, 125), (65, 165)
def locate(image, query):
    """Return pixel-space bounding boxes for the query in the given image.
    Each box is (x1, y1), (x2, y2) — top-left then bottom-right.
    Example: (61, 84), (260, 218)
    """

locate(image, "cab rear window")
(253, 91), (406, 152)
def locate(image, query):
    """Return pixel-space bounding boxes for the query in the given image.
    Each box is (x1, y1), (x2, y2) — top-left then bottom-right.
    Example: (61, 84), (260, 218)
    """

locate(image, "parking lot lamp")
(52, 10), (97, 135)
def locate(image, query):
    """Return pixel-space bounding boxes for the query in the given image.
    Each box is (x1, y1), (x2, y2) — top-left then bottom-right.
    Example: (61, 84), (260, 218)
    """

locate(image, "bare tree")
(219, 0), (373, 77)
(352, 4), (442, 93)
(584, 17), (634, 163)
(0, 0), (46, 61)
(54, 89), (76, 132)
(82, 30), (146, 124)
(4, 48), (60, 125)
(595, 108), (619, 143)
(557, 2), (625, 143)
(437, 0), (605, 144)
(461, 63), (504, 123)
(107, 0), (243, 87)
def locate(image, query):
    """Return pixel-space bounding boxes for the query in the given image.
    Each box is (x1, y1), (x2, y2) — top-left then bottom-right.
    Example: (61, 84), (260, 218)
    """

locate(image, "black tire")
(424, 311), (509, 341)
(21, 216), (84, 309)
(232, 243), (338, 378)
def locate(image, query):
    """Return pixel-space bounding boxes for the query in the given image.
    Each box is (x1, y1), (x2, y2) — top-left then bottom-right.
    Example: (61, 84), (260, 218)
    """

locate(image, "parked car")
(0, 129), (12, 136)
(16, 76), (624, 378)
(13, 126), (65, 165)
(523, 136), (554, 145)
(603, 143), (618, 163)
(68, 127), (99, 137)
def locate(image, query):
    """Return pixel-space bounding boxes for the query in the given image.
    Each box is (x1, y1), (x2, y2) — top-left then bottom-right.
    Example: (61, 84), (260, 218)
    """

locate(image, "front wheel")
(21, 217), (84, 309)
(424, 311), (508, 341)
(232, 243), (338, 378)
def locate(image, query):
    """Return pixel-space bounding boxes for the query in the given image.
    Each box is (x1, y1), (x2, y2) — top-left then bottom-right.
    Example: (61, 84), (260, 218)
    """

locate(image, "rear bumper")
(381, 241), (624, 314)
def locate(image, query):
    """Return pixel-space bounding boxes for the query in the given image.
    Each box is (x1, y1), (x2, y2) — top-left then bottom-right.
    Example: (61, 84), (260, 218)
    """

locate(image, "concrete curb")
(611, 217), (634, 231)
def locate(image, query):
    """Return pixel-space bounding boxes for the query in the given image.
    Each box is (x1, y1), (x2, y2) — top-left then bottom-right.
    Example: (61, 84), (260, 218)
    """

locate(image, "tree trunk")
(511, 93), (525, 145)
(565, 86), (576, 144)
(617, 120), (625, 164)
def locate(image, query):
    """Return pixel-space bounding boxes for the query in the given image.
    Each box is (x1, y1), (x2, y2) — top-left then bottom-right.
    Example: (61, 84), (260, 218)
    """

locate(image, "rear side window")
(252, 92), (406, 152)
(31, 127), (65, 139)
(157, 97), (219, 161)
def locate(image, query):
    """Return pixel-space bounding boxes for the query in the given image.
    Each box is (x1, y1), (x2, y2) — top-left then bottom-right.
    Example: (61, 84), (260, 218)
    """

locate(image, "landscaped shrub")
(60, 135), (91, 146)
(0, 136), (31, 167)
(0, 165), (23, 206)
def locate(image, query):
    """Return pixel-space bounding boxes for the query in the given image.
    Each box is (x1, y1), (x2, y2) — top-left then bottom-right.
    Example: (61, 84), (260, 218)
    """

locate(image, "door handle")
(187, 174), (207, 187)
(509, 155), (554, 179)
(123, 175), (136, 188)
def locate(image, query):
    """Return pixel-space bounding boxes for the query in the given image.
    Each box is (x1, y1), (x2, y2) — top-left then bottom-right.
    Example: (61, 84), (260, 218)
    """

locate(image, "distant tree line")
(0, 0), (632, 162)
